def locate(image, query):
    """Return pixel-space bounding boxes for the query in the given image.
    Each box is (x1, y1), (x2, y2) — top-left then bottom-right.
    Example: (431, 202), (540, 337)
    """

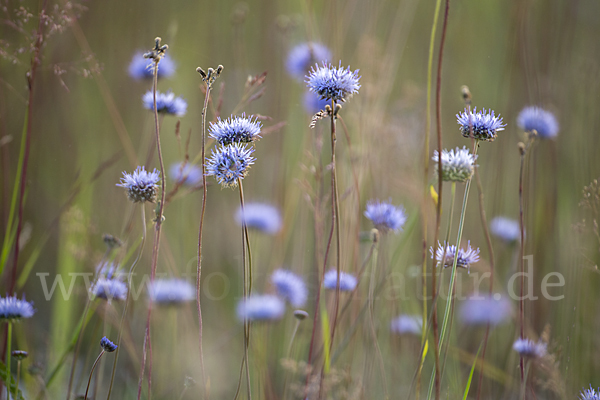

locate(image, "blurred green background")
(1, 0), (600, 398)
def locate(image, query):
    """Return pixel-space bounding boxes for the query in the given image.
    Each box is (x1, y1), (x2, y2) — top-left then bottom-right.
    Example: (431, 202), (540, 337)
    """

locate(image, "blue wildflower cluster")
(580, 385), (600, 400)
(364, 199), (407, 233)
(323, 270), (357, 291)
(148, 279), (196, 305)
(235, 202), (282, 234)
(286, 42), (331, 80)
(92, 278), (128, 302)
(129, 51), (176, 80)
(271, 269), (307, 307)
(458, 295), (512, 326)
(206, 143), (256, 188)
(431, 241), (480, 272)
(170, 162), (203, 186)
(512, 338), (547, 359)
(0, 294), (35, 322)
(116, 166), (161, 203)
(236, 294), (285, 321)
(306, 61), (361, 103)
(490, 216), (521, 242)
(432, 147), (477, 183)
(456, 107), (506, 142)
(209, 114), (262, 146)
(390, 315), (422, 336)
(100, 336), (118, 352)
(517, 106), (559, 139)
(142, 90), (187, 116)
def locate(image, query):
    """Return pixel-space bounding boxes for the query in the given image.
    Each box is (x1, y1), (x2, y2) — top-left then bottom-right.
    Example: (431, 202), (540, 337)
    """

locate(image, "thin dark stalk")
(431, 1), (451, 399)
(196, 78), (211, 400)
(329, 99), (342, 354)
(107, 206), (147, 400)
(9, 0), (49, 293)
(138, 56), (167, 400)
(518, 143), (527, 383)
(84, 351), (105, 400)
(66, 301), (92, 400)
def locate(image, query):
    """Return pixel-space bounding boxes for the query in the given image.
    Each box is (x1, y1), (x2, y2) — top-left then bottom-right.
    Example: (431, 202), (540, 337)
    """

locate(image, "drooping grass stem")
(106, 205), (147, 400)
(84, 350), (105, 400)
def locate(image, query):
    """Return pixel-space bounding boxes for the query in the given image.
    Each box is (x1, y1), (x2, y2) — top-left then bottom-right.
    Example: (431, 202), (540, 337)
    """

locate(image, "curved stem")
(196, 81), (211, 400)
(84, 351), (104, 400)
(5, 322), (11, 400)
(237, 178), (251, 400)
(106, 205), (147, 400)
(518, 143), (529, 383)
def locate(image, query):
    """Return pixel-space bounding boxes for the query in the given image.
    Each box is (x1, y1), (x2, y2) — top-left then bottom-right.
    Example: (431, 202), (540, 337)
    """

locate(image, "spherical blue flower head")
(148, 279), (195, 305)
(170, 162), (203, 186)
(142, 90), (187, 116)
(92, 278), (128, 302)
(236, 294), (285, 322)
(100, 336), (118, 352)
(517, 106), (559, 139)
(286, 42), (332, 80)
(0, 294), (35, 322)
(580, 385), (600, 400)
(432, 147), (477, 183)
(206, 143), (256, 188)
(364, 199), (407, 234)
(390, 315), (422, 336)
(116, 166), (161, 203)
(323, 270), (357, 291)
(209, 114), (263, 146)
(95, 261), (121, 280)
(430, 241), (480, 272)
(306, 61), (361, 103)
(303, 91), (330, 114)
(490, 216), (521, 242)
(512, 338), (546, 359)
(235, 202), (282, 234)
(456, 107), (506, 142)
(128, 51), (176, 80)
(271, 269), (308, 307)
(458, 295), (512, 326)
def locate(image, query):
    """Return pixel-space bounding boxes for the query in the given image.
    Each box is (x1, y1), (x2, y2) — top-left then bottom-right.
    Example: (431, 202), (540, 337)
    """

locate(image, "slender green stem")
(6, 322), (12, 400)
(237, 178), (251, 400)
(329, 99), (342, 353)
(106, 205), (147, 400)
(286, 320), (301, 360)
(15, 359), (21, 400)
(520, 361), (531, 400)
(368, 236), (388, 398)
(518, 141), (530, 383)
(84, 351), (104, 400)
(195, 80), (211, 400)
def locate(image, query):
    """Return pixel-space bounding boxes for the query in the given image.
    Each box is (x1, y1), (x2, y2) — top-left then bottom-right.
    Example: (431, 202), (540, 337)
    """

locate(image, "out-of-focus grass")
(1, 0), (599, 398)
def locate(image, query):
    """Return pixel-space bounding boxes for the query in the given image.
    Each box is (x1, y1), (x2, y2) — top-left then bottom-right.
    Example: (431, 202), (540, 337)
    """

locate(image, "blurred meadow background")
(1, 0), (600, 399)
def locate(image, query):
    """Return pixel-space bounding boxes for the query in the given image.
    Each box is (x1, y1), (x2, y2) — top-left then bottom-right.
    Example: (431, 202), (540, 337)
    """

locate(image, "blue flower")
(92, 278), (128, 302)
(364, 199), (407, 234)
(271, 269), (307, 307)
(303, 91), (330, 114)
(512, 338), (546, 359)
(142, 91), (187, 116)
(206, 143), (255, 188)
(323, 270), (357, 291)
(148, 279), (195, 305)
(100, 336), (118, 352)
(0, 294), (35, 322)
(170, 162), (203, 186)
(432, 147), (477, 183)
(95, 261), (122, 280)
(580, 385), (600, 400)
(390, 315), (422, 336)
(430, 241), (480, 272)
(128, 51), (176, 80)
(286, 42), (331, 80)
(456, 107), (506, 142)
(306, 61), (361, 103)
(490, 217), (521, 242)
(236, 294), (285, 321)
(235, 203), (282, 234)
(517, 106), (559, 139)
(116, 166), (160, 203)
(458, 295), (512, 326)
(209, 114), (262, 146)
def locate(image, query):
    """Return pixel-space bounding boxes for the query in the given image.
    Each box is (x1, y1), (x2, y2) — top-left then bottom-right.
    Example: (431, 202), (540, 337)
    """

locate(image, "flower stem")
(195, 76), (211, 400)
(15, 359), (21, 400)
(518, 140), (531, 383)
(6, 322), (11, 400)
(106, 205), (147, 400)
(84, 351), (104, 400)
